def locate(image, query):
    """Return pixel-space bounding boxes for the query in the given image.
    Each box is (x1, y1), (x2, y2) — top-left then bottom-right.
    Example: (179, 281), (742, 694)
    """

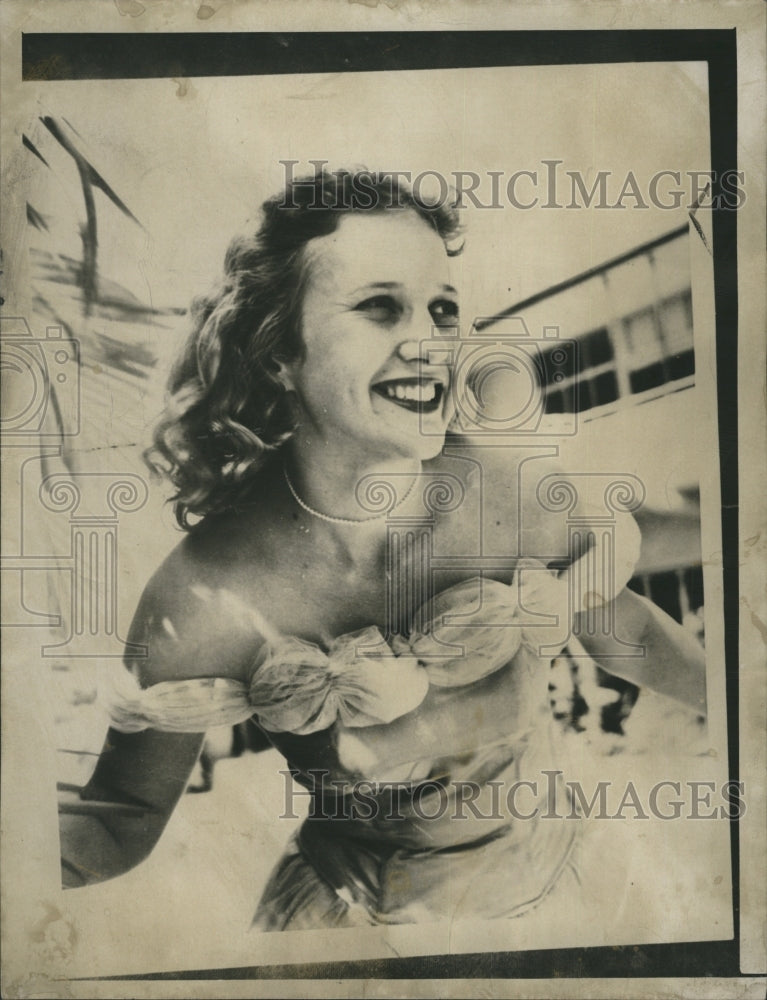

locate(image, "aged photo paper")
(1, 2), (765, 998)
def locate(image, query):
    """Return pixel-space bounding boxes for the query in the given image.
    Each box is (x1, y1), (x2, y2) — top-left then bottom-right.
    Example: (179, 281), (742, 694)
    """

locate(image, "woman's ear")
(271, 357), (296, 392)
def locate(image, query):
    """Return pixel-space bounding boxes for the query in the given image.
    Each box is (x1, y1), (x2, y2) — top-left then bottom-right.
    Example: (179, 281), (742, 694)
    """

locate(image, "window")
(627, 563), (704, 634)
(541, 327), (620, 414)
(540, 286), (694, 415)
(624, 289), (695, 395)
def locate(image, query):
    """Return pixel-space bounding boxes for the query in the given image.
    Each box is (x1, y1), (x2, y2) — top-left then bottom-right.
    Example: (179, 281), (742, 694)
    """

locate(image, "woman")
(59, 170), (706, 930)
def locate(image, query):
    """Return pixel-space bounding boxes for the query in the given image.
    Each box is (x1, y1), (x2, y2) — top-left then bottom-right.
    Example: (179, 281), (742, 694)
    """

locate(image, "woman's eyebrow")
(348, 282), (401, 295)
(348, 281), (459, 296)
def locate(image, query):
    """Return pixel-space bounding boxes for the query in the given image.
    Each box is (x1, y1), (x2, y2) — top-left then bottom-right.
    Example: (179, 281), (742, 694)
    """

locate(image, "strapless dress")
(104, 574), (583, 930)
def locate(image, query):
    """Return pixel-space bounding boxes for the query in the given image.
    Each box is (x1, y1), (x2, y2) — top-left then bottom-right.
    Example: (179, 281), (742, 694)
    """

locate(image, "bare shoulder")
(125, 514), (273, 688)
(434, 434), (565, 507)
(431, 435), (578, 557)
(433, 435), (640, 569)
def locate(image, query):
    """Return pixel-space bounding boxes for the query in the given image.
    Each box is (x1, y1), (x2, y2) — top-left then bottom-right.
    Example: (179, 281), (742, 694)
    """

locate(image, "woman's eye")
(430, 300), (459, 327)
(354, 296), (400, 322)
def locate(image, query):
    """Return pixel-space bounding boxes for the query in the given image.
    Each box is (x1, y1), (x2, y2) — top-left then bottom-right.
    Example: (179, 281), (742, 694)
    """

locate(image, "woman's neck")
(283, 437), (421, 536)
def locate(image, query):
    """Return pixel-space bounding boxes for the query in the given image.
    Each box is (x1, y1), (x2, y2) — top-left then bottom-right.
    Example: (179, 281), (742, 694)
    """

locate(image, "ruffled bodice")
(105, 575), (553, 741)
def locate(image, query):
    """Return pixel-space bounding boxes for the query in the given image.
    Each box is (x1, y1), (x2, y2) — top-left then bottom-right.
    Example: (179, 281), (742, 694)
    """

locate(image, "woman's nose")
(396, 307), (457, 366)
(396, 339), (429, 364)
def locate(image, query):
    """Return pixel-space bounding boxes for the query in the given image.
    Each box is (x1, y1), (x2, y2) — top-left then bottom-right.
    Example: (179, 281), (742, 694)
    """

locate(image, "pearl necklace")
(283, 466), (416, 526)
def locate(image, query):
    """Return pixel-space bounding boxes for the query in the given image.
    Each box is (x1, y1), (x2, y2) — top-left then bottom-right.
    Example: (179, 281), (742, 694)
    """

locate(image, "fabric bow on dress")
(102, 573), (580, 736)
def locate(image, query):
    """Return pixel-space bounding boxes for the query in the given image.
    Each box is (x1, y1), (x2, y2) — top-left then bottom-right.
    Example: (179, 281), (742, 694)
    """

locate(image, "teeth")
(383, 382), (438, 402)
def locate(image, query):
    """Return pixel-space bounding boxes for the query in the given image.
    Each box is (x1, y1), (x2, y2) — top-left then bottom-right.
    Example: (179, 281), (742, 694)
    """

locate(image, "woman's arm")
(59, 540), (264, 888)
(510, 455), (705, 716)
(60, 728), (204, 887)
(516, 531), (707, 715)
(574, 587), (707, 716)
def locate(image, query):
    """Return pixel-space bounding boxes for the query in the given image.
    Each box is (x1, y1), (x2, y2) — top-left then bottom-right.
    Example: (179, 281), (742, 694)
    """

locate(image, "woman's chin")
(384, 427), (448, 463)
(323, 418), (449, 465)
(413, 433), (448, 462)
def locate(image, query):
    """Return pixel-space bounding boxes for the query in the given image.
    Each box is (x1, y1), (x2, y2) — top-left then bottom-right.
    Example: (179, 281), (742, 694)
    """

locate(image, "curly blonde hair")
(146, 168), (463, 529)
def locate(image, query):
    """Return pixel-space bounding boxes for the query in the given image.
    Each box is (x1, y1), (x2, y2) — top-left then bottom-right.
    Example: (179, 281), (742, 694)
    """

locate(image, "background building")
(478, 224), (707, 736)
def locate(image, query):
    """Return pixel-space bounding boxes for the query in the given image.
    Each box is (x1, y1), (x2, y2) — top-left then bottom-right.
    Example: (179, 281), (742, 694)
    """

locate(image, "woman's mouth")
(372, 378), (445, 414)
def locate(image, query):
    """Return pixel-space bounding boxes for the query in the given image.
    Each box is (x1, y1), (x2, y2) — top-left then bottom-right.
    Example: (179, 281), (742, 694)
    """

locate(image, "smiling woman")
(148, 171), (463, 527)
(58, 168), (707, 932)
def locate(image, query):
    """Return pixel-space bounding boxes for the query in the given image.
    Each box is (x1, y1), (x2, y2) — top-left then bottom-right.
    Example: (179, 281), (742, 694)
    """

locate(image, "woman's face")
(284, 210), (459, 464)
